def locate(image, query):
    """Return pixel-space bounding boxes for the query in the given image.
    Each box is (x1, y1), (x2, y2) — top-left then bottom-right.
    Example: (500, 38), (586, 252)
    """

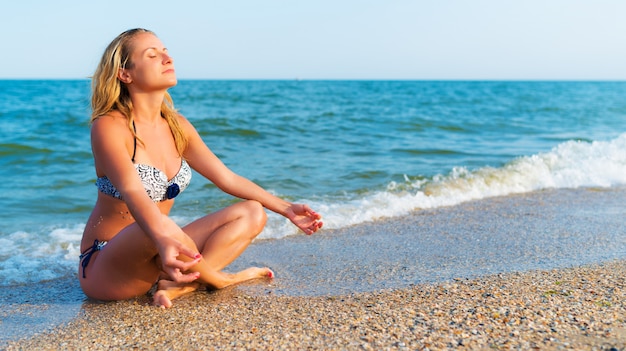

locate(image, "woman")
(80, 28), (323, 308)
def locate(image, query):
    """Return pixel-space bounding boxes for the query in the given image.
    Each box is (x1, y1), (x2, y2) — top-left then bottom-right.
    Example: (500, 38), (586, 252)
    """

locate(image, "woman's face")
(123, 32), (177, 91)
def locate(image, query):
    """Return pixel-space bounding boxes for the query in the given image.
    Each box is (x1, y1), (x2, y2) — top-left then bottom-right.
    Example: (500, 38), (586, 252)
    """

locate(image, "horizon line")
(2, 78), (626, 82)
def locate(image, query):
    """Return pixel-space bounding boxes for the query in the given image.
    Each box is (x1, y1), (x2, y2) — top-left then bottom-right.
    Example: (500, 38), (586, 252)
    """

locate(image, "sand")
(2, 187), (625, 350)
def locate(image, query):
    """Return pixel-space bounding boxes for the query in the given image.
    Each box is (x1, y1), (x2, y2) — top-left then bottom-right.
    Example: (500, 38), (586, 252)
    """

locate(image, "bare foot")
(152, 279), (200, 309)
(206, 267), (274, 290)
(153, 267), (274, 306)
(229, 267), (274, 284)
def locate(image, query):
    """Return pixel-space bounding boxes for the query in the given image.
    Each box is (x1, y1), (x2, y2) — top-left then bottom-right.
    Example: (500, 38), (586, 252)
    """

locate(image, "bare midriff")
(81, 192), (174, 252)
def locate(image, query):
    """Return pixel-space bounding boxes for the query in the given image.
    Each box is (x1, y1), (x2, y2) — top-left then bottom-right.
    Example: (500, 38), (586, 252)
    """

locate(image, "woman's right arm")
(90, 116), (201, 282)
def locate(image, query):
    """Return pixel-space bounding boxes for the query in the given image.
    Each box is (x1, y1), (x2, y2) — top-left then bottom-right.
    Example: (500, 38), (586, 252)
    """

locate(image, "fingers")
(162, 246), (202, 283)
(302, 217), (323, 235)
(300, 204), (312, 214)
(163, 247), (201, 268)
(291, 203), (323, 235)
(165, 267), (200, 284)
(179, 246), (203, 263)
(301, 204), (321, 219)
(296, 204), (322, 221)
(163, 258), (201, 283)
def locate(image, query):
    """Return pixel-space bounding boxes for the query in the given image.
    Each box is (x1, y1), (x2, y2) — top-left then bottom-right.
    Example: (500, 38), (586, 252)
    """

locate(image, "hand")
(155, 219), (202, 283)
(286, 204), (323, 235)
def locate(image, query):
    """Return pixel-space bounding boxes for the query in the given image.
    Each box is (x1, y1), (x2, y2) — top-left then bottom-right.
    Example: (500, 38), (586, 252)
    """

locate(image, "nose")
(163, 52), (173, 64)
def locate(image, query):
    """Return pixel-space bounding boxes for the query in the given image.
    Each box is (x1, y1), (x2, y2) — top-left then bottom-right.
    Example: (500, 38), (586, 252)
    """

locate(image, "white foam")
(0, 225), (84, 286)
(258, 133), (626, 239)
(2, 134), (625, 285)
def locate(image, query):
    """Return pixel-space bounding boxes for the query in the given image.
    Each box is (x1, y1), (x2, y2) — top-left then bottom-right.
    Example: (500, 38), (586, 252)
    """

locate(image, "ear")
(118, 68), (132, 84)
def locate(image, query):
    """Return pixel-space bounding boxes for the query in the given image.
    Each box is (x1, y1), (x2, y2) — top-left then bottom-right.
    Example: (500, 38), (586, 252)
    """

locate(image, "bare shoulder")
(92, 111), (128, 129)
(177, 114), (212, 161)
(177, 114), (203, 142)
(90, 112), (133, 153)
(91, 112), (130, 137)
(176, 113), (195, 131)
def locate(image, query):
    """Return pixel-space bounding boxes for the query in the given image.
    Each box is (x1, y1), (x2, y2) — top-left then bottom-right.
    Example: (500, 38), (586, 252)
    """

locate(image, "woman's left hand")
(286, 204), (323, 235)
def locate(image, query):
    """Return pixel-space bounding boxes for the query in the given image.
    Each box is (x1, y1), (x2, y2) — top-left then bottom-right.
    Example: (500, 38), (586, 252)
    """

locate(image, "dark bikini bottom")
(79, 239), (108, 278)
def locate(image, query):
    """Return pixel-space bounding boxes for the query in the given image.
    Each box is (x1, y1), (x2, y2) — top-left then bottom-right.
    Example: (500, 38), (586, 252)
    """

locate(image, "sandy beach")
(2, 187), (625, 350)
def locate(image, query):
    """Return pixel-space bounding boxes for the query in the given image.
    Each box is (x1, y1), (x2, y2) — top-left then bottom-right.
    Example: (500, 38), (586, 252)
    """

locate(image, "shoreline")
(2, 187), (626, 349)
(4, 260), (625, 350)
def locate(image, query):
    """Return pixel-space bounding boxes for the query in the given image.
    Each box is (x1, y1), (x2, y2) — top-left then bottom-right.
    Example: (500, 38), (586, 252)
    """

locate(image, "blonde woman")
(80, 28), (323, 308)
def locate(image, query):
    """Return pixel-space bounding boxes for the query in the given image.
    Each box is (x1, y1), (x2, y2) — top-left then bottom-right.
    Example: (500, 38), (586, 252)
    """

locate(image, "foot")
(208, 267), (274, 289)
(234, 267), (274, 281)
(152, 279), (200, 309)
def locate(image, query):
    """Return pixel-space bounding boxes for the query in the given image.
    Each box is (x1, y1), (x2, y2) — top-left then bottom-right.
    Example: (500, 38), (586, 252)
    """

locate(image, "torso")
(81, 112), (189, 252)
(81, 193), (175, 252)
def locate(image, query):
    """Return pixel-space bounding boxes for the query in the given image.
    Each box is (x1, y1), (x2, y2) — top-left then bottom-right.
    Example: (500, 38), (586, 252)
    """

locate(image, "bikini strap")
(79, 239), (107, 279)
(131, 121), (137, 163)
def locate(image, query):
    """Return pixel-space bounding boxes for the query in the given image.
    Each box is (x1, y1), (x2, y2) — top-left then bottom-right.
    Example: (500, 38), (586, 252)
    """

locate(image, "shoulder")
(92, 112), (128, 133)
(175, 113), (193, 129)
(92, 111), (127, 127)
(175, 113), (202, 138)
(91, 112), (133, 147)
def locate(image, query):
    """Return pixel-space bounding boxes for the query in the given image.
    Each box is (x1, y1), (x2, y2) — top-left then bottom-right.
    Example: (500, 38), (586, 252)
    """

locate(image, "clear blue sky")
(2, 0), (626, 80)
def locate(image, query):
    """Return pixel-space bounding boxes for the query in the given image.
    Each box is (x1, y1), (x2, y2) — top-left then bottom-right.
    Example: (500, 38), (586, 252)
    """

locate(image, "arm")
(91, 116), (201, 281)
(180, 116), (323, 234)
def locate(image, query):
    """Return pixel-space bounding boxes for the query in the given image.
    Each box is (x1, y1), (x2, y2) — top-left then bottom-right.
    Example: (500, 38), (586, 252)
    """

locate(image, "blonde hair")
(90, 28), (187, 155)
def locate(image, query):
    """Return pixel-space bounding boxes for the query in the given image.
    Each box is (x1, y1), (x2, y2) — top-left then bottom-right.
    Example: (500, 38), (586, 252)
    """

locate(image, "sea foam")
(2, 135), (624, 286)
(260, 133), (626, 239)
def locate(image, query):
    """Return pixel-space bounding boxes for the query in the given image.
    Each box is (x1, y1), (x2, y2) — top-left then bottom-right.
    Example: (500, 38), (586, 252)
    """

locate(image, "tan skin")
(80, 32), (323, 308)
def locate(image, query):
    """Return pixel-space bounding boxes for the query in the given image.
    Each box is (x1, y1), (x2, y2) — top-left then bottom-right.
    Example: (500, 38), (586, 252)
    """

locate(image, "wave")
(1, 134), (625, 286)
(260, 133), (626, 239)
(0, 225), (83, 286)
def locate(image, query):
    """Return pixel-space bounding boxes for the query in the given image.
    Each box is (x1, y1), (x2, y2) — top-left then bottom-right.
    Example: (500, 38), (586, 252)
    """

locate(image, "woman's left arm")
(180, 116), (323, 235)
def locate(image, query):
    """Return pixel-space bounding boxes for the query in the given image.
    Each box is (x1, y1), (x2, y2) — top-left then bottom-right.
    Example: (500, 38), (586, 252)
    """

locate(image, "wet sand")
(2, 187), (626, 350)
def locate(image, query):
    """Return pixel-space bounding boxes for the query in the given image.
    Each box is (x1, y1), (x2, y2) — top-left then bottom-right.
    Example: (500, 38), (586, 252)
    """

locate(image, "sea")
(1, 80), (625, 288)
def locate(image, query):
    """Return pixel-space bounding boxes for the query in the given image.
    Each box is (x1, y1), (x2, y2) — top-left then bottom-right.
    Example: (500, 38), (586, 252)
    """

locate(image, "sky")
(2, 0), (626, 80)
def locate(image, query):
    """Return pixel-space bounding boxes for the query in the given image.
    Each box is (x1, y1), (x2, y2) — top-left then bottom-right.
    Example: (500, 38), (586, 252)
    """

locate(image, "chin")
(162, 79), (178, 89)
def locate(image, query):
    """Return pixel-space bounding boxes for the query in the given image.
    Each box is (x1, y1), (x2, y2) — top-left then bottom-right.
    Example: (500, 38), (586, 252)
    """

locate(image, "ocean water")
(0, 80), (625, 287)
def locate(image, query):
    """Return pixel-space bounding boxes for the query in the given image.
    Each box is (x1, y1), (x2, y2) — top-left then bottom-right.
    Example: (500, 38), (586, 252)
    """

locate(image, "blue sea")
(1, 80), (625, 287)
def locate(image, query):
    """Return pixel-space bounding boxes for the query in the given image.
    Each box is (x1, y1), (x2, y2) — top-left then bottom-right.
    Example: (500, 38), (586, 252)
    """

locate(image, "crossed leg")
(152, 200), (273, 308)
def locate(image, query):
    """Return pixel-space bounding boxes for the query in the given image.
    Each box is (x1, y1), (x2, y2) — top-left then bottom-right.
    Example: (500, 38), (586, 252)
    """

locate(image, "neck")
(130, 90), (166, 124)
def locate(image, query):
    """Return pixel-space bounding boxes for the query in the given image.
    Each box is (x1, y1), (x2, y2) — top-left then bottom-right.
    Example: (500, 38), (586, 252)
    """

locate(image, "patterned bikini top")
(96, 160), (192, 202)
(95, 121), (192, 202)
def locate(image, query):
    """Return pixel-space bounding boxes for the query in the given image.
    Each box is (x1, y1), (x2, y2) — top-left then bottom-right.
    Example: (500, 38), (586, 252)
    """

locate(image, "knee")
(242, 200), (267, 233)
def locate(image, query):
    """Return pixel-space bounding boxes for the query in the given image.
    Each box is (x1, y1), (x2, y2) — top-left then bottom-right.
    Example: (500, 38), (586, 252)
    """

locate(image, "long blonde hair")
(90, 28), (187, 155)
